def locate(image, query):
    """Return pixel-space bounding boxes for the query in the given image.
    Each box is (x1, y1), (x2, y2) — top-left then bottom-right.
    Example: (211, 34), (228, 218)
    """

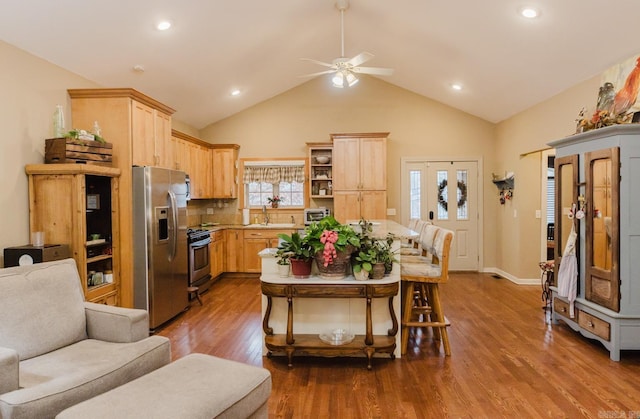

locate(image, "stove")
(187, 228), (212, 295)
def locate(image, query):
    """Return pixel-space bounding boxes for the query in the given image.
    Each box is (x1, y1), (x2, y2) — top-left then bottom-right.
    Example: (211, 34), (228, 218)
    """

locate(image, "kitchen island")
(259, 220), (418, 368)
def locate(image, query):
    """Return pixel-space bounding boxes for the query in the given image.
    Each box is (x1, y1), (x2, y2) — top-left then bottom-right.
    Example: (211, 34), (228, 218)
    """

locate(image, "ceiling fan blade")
(299, 69), (336, 78)
(348, 52), (374, 67)
(353, 66), (394, 76)
(300, 58), (335, 69)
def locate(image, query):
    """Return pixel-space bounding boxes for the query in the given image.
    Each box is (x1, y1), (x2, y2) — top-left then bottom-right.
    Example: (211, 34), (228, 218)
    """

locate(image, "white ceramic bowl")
(316, 156), (330, 164)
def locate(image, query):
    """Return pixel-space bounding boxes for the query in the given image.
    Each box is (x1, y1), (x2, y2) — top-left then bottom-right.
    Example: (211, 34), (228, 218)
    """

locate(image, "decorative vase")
(314, 247), (353, 279)
(277, 263), (290, 278)
(271, 202), (279, 208)
(353, 269), (369, 281)
(290, 258), (312, 278)
(371, 263), (386, 279)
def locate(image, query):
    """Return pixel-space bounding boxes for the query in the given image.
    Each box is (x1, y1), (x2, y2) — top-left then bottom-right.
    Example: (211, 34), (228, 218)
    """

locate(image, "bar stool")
(400, 228), (454, 356)
(187, 286), (203, 306)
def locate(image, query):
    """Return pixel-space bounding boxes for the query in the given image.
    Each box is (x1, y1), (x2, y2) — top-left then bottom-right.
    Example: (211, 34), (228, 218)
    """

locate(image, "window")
(243, 160), (305, 208)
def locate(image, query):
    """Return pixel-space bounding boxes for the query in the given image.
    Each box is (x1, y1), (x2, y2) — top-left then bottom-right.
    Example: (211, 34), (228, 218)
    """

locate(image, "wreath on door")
(437, 179), (468, 212)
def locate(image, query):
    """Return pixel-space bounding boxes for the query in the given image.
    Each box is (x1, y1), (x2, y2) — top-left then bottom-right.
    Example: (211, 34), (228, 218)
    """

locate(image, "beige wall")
(1, 39), (603, 281)
(200, 75), (499, 268)
(0, 41), (199, 267)
(0, 41), (99, 265)
(494, 76), (600, 279)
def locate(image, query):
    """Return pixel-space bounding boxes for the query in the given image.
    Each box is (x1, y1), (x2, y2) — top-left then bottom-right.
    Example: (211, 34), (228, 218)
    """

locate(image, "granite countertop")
(191, 223), (304, 232)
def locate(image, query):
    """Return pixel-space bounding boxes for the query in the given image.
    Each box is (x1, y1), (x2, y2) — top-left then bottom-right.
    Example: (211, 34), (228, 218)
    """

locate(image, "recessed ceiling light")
(156, 20), (172, 31)
(451, 83), (463, 91)
(231, 89), (241, 96)
(520, 7), (539, 18)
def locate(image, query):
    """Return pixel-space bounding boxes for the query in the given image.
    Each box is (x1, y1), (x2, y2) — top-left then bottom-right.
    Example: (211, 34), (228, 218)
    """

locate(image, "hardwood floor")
(156, 272), (640, 418)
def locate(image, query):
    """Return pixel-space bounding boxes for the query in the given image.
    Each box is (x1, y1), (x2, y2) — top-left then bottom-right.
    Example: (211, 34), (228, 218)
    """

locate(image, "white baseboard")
(481, 267), (540, 286)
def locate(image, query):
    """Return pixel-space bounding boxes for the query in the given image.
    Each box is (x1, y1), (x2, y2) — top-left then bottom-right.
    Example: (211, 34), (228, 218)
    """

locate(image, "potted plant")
(275, 254), (290, 278)
(276, 232), (313, 278)
(304, 216), (360, 279)
(267, 195), (283, 208)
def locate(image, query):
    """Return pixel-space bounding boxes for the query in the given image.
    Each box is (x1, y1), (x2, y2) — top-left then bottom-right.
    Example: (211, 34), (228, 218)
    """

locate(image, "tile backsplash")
(186, 199), (303, 226)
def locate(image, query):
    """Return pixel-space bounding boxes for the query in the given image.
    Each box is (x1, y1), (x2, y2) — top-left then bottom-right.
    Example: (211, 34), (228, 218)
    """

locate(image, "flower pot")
(314, 247), (353, 279)
(290, 258), (312, 278)
(353, 269), (370, 281)
(371, 262), (386, 279)
(271, 202), (279, 208)
(277, 263), (290, 278)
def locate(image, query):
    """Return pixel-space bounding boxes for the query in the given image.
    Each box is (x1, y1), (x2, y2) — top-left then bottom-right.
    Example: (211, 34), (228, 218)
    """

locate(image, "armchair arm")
(0, 347), (19, 394)
(84, 302), (149, 343)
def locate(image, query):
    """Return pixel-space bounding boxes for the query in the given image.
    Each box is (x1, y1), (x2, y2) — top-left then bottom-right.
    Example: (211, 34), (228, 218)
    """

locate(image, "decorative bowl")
(316, 156), (330, 164)
(319, 328), (354, 346)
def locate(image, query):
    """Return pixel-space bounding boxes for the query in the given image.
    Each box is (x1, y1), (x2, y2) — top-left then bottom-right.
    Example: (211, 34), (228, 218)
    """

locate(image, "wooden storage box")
(45, 138), (113, 165)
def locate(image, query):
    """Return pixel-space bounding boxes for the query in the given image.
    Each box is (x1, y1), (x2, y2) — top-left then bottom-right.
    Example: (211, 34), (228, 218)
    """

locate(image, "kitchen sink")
(246, 223), (296, 228)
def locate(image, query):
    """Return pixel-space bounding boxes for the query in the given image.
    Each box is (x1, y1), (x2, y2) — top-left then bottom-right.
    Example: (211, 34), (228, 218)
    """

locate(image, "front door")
(404, 160), (479, 271)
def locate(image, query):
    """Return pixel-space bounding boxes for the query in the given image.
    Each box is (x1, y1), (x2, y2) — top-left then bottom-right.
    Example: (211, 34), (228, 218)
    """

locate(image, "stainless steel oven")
(187, 228), (212, 295)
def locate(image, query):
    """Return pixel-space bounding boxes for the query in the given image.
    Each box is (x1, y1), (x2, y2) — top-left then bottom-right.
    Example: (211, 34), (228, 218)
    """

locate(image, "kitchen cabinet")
(549, 124), (640, 361)
(170, 130), (212, 199)
(331, 133), (388, 223)
(130, 100), (173, 168)
(307, 142), (333, 199)
(211, 145), (239, 199)
(209, 230), (225, 279)
(333, 190), (387, 223)
(225, 229), (244, 273)
(25, 164), (121, 306)
(170, 134), (192, 172)
(69, 88), (176, 307)
(243, 229), (293, 273)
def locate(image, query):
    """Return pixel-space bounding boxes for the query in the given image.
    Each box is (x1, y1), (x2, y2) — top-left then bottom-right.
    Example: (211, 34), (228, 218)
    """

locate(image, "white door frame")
(400, 156), (484, 272)
(540, 149), (556, 262)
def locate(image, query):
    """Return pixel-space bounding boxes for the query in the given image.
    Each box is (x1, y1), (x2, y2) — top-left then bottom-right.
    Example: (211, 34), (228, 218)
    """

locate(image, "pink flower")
(320, 230), (338, 266)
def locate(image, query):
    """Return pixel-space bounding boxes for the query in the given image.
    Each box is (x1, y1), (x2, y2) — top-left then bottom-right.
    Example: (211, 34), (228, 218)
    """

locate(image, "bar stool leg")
(401, 281), (415, 355)
(428, 283), (450, 356)
(187, 286), (203, 306)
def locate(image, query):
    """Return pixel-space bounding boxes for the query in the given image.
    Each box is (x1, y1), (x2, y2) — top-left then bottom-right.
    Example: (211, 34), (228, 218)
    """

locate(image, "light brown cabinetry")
(224, 229), (244, 273)
(211, 146), (239, 199)
(130, 100), (172, 168)
(209, 230), (225, 279)
(69, 88), (175, 307)
(243, 229), (293, 273)
(26, 164), (121, 305)
(331, 133), (388, 223)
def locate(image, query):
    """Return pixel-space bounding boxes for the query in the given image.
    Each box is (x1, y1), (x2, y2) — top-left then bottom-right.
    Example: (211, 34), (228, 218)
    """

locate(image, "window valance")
(243, 164), (305, 184)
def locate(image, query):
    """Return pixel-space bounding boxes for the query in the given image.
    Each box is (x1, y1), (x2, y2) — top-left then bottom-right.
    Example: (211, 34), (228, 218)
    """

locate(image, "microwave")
(304, 208), (331, 225)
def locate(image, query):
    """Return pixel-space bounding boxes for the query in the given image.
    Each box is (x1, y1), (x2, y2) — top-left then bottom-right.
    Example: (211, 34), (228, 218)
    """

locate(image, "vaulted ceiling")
(2, 0), (640, 129)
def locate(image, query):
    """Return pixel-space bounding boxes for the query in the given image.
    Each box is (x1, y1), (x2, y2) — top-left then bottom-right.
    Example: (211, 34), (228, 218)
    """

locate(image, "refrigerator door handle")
(168, 190), (178, 261)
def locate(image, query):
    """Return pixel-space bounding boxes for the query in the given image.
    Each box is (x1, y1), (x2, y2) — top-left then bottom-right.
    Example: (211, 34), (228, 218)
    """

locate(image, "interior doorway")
(540, 150), (556, 262)
(401, 158), (481, 271)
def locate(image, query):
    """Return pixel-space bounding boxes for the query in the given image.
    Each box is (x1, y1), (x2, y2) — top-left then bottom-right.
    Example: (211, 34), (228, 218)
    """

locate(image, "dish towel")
(557, 223), (578, 317)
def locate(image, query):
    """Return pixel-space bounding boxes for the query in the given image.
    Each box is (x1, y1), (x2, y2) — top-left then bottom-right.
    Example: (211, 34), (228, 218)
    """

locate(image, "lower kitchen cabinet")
(243, 229), (293, 273)
(209, 230), (225, 279)
(224, 229), (244, 273)
(333, 190), (387, 223)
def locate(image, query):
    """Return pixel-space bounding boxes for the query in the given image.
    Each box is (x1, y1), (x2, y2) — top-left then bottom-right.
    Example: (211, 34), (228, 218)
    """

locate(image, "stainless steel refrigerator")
(132, 166), (189, 329)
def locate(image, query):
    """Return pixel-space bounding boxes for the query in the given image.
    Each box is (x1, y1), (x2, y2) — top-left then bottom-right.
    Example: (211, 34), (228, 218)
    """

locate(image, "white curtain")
(243, 165), (305, 184)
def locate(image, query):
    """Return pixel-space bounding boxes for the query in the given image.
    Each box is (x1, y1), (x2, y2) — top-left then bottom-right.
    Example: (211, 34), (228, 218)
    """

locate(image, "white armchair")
(0, 259), (171, 419)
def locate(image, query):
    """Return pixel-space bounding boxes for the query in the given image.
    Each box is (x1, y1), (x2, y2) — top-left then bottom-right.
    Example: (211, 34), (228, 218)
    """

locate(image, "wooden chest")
(45, 138), (113, 165)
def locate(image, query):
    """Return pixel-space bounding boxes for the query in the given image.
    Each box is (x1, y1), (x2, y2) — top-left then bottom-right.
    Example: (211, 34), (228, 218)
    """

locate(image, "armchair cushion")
(0, 259), (87, 360)
(0, 347), (19, 395)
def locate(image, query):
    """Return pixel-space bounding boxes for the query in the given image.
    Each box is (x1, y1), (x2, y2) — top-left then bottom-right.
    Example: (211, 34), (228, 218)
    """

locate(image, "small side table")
(539, 261), (554, 312)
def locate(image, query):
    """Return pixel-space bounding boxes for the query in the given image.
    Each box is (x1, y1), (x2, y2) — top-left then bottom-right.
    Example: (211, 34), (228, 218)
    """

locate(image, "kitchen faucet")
(262, 205), (269, 225)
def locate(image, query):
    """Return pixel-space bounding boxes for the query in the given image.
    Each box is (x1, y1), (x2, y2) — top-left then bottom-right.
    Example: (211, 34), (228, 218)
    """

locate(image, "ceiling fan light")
(346, 71), (358, 87)
(332, 72), (345, 88)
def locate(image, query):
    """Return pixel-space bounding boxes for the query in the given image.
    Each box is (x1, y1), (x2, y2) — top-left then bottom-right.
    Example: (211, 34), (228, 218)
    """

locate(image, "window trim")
(239, 157), (310, 210)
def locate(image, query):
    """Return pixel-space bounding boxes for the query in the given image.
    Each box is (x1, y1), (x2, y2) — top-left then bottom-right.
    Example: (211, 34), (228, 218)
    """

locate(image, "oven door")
(189, 237), (211, 287)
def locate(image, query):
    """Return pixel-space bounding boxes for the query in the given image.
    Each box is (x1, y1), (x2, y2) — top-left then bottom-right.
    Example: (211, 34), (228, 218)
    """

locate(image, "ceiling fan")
(300, 0), (394, 88)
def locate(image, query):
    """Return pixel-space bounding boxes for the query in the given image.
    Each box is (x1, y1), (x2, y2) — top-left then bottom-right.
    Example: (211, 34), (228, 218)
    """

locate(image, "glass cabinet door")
(554, 155), (579, 286)
(585, 147), (620, 312)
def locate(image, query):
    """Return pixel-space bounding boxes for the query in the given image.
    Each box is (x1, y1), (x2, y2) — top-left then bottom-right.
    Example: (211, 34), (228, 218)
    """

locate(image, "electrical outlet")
(206, 208), (214, 215)
(535, 210), (541, 219)
(386, 208), (396, 216)
(513, 209), (517, 218)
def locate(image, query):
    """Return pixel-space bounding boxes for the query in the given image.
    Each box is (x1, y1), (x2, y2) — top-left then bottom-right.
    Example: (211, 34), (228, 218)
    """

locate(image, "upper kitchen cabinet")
(211, 145), (239, 199)
(68, 88), (175, 307)
(171, 130), (212, 199)
(331, 132), (388, 222)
